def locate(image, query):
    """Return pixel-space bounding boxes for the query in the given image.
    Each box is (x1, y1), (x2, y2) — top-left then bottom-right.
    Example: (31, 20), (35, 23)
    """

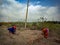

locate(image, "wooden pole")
(25, 0), (29, 29)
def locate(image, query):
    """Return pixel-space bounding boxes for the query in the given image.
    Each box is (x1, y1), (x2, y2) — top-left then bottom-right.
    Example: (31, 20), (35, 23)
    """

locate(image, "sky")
(0, 0), (60, 22)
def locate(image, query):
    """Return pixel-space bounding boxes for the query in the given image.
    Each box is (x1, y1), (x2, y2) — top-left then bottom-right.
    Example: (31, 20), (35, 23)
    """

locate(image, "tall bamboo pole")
(25, 0), (29, 29)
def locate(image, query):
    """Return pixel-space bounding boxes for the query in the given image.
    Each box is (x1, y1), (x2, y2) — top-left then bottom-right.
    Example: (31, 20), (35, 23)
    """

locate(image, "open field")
(0, 22), (60, 45)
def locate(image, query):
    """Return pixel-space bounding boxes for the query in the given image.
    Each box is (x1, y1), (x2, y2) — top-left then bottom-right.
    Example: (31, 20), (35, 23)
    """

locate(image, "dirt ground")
(0, 25), (60, 45)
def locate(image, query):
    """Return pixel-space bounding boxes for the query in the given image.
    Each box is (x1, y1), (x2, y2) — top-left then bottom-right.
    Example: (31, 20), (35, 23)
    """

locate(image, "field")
(0, 22), (60, 45)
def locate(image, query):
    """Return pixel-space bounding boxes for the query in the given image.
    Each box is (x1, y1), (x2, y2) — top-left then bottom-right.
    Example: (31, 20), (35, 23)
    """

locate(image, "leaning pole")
(25, 0), (29, 29)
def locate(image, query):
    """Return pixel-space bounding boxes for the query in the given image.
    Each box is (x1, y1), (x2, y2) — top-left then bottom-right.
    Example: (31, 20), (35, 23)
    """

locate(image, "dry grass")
(0, 23), (60, 45)
(0, 26), (44, 45)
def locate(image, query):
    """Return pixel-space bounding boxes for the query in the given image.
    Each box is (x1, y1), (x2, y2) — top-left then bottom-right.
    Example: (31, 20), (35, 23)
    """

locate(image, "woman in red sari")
(41, 27), (49, 39)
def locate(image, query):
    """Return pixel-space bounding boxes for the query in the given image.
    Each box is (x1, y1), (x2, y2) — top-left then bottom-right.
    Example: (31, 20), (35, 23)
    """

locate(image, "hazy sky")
(0, 0), (60, 22)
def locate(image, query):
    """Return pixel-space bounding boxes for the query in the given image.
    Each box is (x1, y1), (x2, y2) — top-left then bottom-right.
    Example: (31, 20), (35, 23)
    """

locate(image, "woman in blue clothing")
(8, 25), (16, 34)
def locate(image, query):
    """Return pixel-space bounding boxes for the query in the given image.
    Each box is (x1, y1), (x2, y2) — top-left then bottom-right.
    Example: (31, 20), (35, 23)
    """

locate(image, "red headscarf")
(12, 25), (16, 30)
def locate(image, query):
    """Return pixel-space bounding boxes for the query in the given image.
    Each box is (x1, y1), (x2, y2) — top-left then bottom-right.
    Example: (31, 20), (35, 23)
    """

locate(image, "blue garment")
(8, 27), (15, 34)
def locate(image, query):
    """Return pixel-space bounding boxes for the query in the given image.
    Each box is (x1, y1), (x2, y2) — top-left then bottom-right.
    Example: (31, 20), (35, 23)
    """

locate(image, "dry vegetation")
(0, 22), (60, 45)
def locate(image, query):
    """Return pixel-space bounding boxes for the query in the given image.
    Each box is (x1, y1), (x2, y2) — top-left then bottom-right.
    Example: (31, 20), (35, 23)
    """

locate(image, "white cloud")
(36, 1), (40, 4)
(0, 0), (59, 22)
(29, 1), (40, 5)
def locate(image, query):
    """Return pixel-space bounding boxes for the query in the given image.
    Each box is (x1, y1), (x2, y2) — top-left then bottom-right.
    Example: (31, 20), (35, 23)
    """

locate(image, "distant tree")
(44, 17), (47, 22)
(40, 17), (44, 22)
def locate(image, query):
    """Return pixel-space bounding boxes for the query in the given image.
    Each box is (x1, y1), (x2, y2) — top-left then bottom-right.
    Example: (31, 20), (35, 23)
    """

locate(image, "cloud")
(0, 0), (27, 22)
(0, 0), (59, 22)
(30, 1), (40, 5)
(28, 5), (59, 21)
